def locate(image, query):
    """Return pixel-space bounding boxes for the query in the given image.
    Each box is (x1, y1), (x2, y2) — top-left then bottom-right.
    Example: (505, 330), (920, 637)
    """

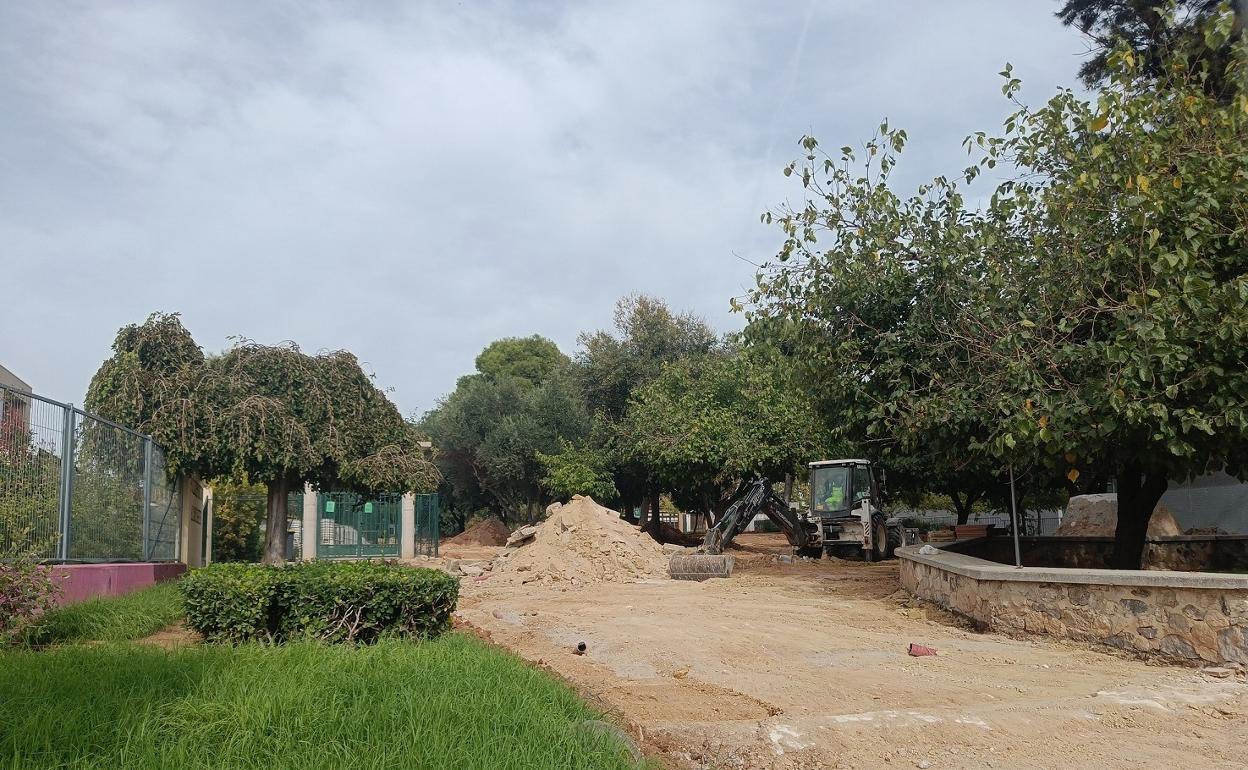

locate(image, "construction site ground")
(456, 533), (1248, 770)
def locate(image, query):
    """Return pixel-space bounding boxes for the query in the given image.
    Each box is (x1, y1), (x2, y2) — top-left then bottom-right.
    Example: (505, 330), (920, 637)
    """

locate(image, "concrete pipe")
(668, 553), (734, 581)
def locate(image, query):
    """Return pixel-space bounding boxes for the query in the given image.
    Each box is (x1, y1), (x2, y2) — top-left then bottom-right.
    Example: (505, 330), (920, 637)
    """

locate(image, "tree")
(575, 295), (719, 524)
(576, 295), (719, 420)
(474, 335), (568, 388)
(206, 476), (266, 563)
(421, 341), (592, 523)
(537, 439), (619, 503)
(1057, 0), (1243, 99)
(619, 348), (832, 521)
(752, 9), (1247, 567)
(87, 314), (439, 564)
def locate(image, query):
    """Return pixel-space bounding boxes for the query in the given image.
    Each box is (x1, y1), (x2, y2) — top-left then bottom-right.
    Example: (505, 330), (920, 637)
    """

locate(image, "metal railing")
(0, 383), (182, 562)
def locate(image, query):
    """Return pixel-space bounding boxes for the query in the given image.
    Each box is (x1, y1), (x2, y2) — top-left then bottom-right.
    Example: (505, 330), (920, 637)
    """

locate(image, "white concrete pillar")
(400, 492), (416, 559)
(203, 487), (214, 565)
(179, 476), (204, 567)
(301, 484), (318, 561)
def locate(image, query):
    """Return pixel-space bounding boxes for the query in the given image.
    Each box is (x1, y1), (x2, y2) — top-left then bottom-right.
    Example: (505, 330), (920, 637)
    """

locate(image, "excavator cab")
(806, 459), (893, 561)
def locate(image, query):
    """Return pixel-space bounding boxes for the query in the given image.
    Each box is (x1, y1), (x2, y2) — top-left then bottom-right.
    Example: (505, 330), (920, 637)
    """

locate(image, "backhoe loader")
(668, 459), (906, 580)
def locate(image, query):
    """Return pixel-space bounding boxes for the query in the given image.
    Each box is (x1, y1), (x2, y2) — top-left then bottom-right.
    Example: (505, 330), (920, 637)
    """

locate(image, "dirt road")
(459, 535), (1248, 769)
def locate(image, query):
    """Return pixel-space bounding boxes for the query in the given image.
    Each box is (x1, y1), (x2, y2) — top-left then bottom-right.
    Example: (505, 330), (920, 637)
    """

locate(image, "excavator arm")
(701, 478), (812, 555)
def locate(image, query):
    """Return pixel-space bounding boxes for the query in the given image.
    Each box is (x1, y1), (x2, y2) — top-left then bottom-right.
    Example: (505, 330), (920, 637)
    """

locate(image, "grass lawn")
(29, 581), (185, 644)
(3, 585), (644, 769)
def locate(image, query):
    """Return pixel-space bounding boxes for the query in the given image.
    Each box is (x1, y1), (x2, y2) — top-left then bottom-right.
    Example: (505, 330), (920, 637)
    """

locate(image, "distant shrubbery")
(181, 562), (458, 644)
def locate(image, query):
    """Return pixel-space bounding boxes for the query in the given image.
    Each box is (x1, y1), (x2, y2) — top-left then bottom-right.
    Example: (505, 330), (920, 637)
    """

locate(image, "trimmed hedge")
(181, 562), (459, 644)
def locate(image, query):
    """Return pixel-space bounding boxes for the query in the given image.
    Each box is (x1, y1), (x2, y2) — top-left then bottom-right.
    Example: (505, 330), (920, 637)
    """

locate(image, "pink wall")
(50, 562), (186, 606)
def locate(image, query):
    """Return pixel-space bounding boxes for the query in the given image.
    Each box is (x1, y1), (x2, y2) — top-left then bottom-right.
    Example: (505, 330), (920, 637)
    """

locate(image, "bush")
(0, 561), (61, 645)
(181, 562), (459, 644)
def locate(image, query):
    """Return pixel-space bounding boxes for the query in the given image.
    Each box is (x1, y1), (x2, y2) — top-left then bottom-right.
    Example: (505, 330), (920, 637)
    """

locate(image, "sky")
(0, 1), (1091, 418)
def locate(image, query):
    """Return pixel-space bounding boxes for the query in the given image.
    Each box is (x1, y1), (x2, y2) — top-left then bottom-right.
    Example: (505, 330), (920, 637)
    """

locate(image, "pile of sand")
(490, 496), (669, 585)
(445, 517), (511, 547)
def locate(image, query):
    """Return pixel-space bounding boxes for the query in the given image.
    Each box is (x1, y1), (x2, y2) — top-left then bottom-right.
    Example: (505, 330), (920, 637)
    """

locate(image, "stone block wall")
(901, 556), (1248, 666)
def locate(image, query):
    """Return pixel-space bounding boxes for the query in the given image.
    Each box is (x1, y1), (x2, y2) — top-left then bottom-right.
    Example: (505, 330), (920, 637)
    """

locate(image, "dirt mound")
(445, 517), (511, 547)
(490, 496), (669, 585)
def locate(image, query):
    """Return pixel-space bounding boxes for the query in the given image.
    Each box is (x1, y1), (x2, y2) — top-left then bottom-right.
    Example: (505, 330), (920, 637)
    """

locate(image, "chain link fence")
(0, 383), (182, 562)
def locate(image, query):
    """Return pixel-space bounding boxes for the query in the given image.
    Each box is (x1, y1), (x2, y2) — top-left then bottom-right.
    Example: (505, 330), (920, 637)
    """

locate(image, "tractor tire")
(869, 516), (889, 562)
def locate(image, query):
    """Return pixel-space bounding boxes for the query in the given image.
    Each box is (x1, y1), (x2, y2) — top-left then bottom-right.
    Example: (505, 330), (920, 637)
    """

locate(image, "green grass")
(0, 634), (644, 770)
(30, 581), (184, 644)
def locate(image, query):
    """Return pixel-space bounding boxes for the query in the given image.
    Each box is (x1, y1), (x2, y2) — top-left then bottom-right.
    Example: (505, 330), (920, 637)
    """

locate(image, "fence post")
(400, 492), (416, 559)
(301, 484), (318, 561)
(142, 438), (153, 561)
(57, 407), (76, 561)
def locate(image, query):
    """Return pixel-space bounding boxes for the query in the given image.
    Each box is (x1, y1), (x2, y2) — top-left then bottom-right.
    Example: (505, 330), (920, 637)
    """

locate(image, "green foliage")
(0, 562), (60, 646)
(422, 344), (593, 522)
(537, 440), (619, 502)
(28, 582), (182, 645)
(180, 562), (459, 644)
(86, 314), (439, 563)
(207, 477), (266, 563)
(575, 294), (719, 420)
(620, 348), (830, 508)
(474, 335), (569, 388)
(750, 9), (1248, 565)
(1057, 0), (1242, 99)
(0, 414), (59, 560)
(0, 635), (648, 770)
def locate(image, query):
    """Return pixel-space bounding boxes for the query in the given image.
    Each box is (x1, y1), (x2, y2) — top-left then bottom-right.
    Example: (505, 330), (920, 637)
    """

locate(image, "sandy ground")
(459, 534), (1248, 770)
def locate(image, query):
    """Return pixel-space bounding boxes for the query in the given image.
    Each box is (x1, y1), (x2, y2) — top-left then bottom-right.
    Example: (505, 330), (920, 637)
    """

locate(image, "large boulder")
(1056, 493), (1182, 537)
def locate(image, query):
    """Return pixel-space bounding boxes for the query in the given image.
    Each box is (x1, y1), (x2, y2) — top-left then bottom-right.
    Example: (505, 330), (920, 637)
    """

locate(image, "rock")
(1183, 604), (1206, 621)
(505, 525), (540, 547)
(1120, 599), (1148, 615)
(1202, 667), (1235, 679)
(460, 565), (484, 577)
(1138, 626), (1158, 640)
(1217, 626), (1248, 665)
(917, 761), (931, 769)
(1159, 635), (1200, 660)
(1056, 493), (1181, 537)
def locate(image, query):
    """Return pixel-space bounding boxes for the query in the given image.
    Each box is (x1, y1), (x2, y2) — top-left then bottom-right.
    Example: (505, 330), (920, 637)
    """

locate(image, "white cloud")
(0, 0), (1086, 416)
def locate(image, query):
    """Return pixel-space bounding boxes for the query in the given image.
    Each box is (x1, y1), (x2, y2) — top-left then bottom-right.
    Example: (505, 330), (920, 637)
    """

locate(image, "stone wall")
(900, 548), (1248, 666)
(946, 534), (1248, 572)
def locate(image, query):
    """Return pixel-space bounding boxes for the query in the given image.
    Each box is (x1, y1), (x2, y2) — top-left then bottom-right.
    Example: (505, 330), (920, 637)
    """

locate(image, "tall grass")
(0, 634), (643, 769)
(30, 581), (184, 644)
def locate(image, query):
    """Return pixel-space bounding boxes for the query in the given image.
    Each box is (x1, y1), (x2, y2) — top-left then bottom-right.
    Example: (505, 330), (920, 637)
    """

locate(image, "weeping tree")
(88, 313), (440, 564)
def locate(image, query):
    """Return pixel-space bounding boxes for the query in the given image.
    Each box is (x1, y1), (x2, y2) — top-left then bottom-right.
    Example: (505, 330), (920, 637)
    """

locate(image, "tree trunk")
(1109, 463), (1169, 570)
(262, 475), (293, 566)
(947, 487), (982, 526)
(645, 488), (663, 542)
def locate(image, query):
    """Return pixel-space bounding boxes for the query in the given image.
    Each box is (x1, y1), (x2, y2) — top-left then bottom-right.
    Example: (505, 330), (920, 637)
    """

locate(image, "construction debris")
(488, 495), (669, 585)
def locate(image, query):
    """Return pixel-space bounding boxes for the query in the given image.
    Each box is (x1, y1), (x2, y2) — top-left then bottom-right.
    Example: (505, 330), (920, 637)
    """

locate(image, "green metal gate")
(414, 493), (440, 557)
(317, 492), (401, 559)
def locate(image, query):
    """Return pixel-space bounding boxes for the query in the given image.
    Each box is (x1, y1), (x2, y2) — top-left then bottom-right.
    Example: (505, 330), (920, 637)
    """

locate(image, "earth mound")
(491, 496), (669, 585)
(445, 517), (511, 547)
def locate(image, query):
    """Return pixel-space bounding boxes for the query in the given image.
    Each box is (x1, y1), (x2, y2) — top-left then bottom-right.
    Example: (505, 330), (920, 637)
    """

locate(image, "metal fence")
(0, 383), (181, 562)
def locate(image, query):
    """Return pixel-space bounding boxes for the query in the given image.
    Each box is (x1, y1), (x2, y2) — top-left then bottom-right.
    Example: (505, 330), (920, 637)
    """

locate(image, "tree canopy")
(474, 335), (569, 388)
(748, 8), (1248, 566)
(1057, 0), (1242, 98)
(87, 313), (438, 564)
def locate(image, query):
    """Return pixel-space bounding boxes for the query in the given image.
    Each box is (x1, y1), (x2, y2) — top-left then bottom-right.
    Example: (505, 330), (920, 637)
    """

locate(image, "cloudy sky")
(1, 1), (1090, 417)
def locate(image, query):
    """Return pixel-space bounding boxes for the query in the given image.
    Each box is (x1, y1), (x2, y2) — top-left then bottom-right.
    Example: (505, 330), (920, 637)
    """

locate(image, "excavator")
(668, 459), (907, 580)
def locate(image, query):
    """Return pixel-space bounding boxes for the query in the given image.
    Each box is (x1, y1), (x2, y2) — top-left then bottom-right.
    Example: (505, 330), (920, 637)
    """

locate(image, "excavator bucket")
(668, 553), (734, 581)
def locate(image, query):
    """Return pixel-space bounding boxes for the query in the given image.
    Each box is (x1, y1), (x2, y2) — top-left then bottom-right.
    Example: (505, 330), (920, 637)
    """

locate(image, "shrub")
(0, 560), (61, 645)
(181, 562), (459, 644)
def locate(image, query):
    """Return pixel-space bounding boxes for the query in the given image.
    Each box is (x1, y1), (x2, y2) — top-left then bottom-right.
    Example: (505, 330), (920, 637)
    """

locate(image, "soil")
(134, 622), (201, 649)
(459, 533), (1248, 770)
(445, 518), (512, 548)
(489, 496), (669, 586)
